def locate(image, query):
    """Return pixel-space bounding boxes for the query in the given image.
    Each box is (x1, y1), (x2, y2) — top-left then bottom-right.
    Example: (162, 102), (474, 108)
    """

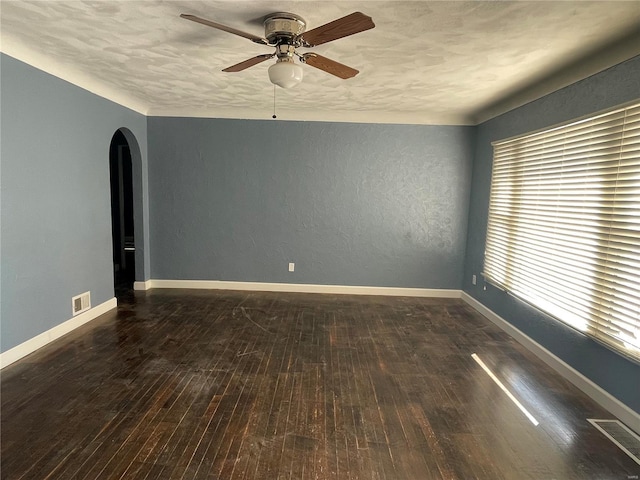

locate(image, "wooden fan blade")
(303, 54), (359, 79)
(300, 12), (374, 47)
(180, 14), (268, 44)
(222, 54), (274, 72)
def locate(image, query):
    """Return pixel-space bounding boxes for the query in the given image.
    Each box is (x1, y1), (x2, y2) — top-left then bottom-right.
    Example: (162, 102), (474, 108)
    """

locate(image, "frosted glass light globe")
(268, 59), (303, 88)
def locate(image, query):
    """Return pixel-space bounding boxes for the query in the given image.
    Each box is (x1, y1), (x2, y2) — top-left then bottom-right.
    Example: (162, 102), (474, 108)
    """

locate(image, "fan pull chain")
(272, 86), (277, 119)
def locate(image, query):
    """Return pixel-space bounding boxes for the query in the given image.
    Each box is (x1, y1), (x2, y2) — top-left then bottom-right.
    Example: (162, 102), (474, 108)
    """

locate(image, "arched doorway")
(109, 130), (135, 296)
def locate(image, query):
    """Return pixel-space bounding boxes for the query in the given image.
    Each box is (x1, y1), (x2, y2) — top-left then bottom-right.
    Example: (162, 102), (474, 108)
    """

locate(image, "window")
(484, 102), (640, 361)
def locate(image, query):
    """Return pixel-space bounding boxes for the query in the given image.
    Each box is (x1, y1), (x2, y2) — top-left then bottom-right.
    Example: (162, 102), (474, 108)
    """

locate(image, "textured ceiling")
(2, 1), (640, 125)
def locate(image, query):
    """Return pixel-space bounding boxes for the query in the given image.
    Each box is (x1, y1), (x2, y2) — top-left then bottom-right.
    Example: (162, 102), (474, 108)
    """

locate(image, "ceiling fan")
(180, 11), (375, 88)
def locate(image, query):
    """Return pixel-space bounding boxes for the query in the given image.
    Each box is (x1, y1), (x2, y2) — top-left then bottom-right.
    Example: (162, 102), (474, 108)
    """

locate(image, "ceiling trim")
(1, 35), (148, 115)
(146, 107), (474, 126)
(471, 27), (640, 124)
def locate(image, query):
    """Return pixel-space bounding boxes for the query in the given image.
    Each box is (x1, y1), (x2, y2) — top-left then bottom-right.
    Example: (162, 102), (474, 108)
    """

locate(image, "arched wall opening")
(109, 127), (146, 295)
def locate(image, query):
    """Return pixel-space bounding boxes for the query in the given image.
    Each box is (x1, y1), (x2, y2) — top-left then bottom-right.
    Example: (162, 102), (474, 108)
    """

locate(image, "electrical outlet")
(472, 274), (477, 285)
(288, 262), (295, 272)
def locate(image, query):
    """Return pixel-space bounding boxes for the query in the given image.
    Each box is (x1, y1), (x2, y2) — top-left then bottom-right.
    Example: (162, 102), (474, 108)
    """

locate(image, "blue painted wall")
(463, 55), (640, 413)
(148, 118), (474, 289)
(0, 54), (148, 352)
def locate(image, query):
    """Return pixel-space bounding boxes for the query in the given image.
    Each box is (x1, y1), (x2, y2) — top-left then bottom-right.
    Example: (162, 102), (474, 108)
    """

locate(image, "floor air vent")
(72, 291), (91, 316)
(588, 419), (640, 465)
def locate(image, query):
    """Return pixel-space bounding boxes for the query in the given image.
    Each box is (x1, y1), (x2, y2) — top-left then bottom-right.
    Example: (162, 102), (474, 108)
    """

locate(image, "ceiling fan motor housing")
(264, 13), (306, 45)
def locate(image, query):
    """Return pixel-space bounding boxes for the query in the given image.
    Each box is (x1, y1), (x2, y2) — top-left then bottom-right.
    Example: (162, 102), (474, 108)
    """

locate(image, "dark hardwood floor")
(1, 289), (638, 479)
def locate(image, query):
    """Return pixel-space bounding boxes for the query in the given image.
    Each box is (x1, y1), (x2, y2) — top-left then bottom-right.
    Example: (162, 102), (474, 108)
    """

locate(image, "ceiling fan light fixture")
(181, 11), (375, 86)
(268, 58), (303, 88)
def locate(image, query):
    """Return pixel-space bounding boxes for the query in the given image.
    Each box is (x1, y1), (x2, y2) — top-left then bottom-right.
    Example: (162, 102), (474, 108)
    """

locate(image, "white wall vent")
(72, 291), (91, 316)
(588, 419), (640, 465)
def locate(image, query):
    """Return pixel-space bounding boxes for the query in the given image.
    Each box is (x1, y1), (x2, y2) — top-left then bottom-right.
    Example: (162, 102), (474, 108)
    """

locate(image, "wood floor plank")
(1, 290), (638, 480)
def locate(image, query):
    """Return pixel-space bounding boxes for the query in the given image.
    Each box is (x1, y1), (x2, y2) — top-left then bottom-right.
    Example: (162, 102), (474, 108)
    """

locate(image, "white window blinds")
(484, 102), (640, 361)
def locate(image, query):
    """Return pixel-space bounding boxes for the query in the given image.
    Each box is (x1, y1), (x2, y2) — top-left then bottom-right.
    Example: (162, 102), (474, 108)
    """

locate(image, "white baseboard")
(0, 297), (118, 369)
(133, 280), (152, 291)
(461, 292), (640, 434)
(140, 279), (461, 298)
